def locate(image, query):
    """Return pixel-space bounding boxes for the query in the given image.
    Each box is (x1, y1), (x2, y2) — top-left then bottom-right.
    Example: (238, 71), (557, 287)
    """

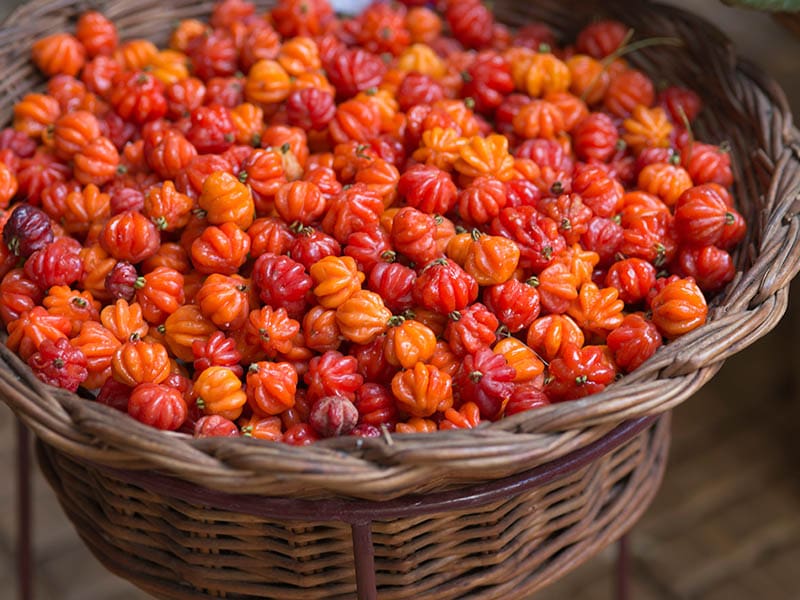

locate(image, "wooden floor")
(1, 281), (798, 600)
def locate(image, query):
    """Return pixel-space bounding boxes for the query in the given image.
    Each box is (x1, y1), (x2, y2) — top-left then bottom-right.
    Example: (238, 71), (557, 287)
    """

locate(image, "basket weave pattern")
(37, 416), (669, 599)
(0, 0), (799, 597)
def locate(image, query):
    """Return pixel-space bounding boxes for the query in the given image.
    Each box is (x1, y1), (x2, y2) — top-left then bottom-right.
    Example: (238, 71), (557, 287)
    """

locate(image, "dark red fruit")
(96, 378), (133, 412)
(251, 253), (312, 319)
(24, 237), (83, 288)
(27, 337), (88, 392)
(504, 383), (549, 416)
(192, 330), (243, 378)
(606, 313), (663, 373)
(194, 414), (241, 437)
(286, 88), (336, 131)
(105, 261), (138, 301)
(186, 105), (237, 154)
(456, 347), (516, 420)
(309, 395), (359, 437)
(3, 204), (54, 257)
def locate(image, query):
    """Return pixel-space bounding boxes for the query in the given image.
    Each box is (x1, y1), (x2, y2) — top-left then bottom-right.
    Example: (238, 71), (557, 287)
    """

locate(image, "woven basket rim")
(1, 0), (799, 500)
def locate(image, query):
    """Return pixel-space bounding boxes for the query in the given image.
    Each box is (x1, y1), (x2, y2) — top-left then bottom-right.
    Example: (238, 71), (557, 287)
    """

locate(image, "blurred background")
(0, 0), (799, 598)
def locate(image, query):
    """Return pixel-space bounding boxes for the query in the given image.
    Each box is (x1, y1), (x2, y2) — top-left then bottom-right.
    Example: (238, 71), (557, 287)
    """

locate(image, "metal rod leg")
(16, 420), (32, 600)
(351, 521), (377, 600)
(615, 534), (630, 600)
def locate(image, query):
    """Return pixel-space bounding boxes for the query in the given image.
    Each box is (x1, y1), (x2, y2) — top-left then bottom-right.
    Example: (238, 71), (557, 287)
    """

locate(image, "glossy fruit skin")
(390, 207), (439, 266)
(32, 33), (86, 77)
(73, 136), (120, 187)
(195, 273), (248, 330)
(546, 344), (617, 402)
(286, 88), (336, 131)
(650, 277), (708, 339)
(344, 223), (392, 276)
(463, 234), (520, 286)
(398, 164), (458, 216)
(622, 105), (672, 154)
(288, 228), (341, 271)
(193, 365), (247, 421)
(606, 313), (663, 373)
(24, 237), (83, 289)
(490, 206), (565, 273)
(99, 210), (161, 264)
(304, 350), (364, 402)
(190, 222), (251, 275)
(3, 204), (53, 258)
(192, 330), (242, 378)
(673, 245), (735, 293)
(572, 112), (619, 162)
(483, 279), (541, 333)
(413, 258), (479, 315)
(462, 54), (515, 115)
(673, 184), (744, 248)
(439, 402), (482, 431)
(27, 337), (88, 391)
(245, 215), (292, 255)
(321, 183), (383, 244)
(42, 286), (99, 337)
(128, 382), (187, 431)
(243, 305), (299, 358)
(252, 253), (311, 318)
(603, 69), (655, 118)
(246, 361), (298, 416)
(6, 306), (72, 361)
(194, 415), (240, 438)
(111, 340), (171, 387)
(384, 318), (437, 369)
(109, 71), (167, 124)
(446, 0), (494, 49)
(680, 142), (733, 188)
(391, 362), (453, 418)
(96, 378), (132, 412)
(104, 261), (137, 302)
(52, 110), (101, 161)
(566, 282), (625, 337)
(354, 382), (398, 429)
(143, 180), (194, 232)
(605, 258), (657, 305)
(637, 162), (693, 208)
(457, 176), (507, 226)
(310, 255), (364, 309)
(186, 105), (236, 155)
(368, 262), (416, 313)
(134, 266), (185, 325)
(198, 170), (254, 230)
(335, 290), (392, 345)
(571, 164), (625, 218)
(505, 383), (550, 416)
(164, 304), (217, 362)
(445, 303), (500, 357)
(99, 298), (147, 343)
(324, 48), (386, 99)
(456, 347), (515, 420)
(0, 2), (750, 438)
(493, 337), (544, 383)
(526, 313), (585, 363)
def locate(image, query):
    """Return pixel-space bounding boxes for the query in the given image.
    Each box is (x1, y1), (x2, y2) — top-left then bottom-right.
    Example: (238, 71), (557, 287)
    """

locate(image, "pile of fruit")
(0, 0), (745, 443)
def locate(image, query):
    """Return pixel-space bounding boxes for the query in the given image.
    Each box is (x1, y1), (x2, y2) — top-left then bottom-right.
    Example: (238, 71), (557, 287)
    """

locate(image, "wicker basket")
(1, 0), (799, 597)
